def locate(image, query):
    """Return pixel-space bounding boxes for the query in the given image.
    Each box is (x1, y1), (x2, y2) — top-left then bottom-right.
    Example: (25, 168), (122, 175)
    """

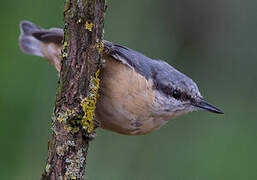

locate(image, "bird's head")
(151, 60), (223, 119)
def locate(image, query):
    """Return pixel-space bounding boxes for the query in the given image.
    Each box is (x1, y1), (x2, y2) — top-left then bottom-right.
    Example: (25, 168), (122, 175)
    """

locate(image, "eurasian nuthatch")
(19, 21), (223, 135)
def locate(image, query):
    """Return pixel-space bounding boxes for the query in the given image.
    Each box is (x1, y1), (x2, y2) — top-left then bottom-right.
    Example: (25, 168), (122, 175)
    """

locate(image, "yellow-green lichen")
(85, 21), (94, 31)
(64, 120), (80, 133)
(57, 109), (75, 123)
(62, 52), (68, 58)
(57, 109), (80, 133)
(80, 68), (101, 133)
(45, 163), (51, 175)
(62, 41), (68, 58)
(63, 41), (68, 47)
(56, 69), (100, 134)
(97, 40), (104, 53)
(61, 23), (69, 60)
(77, 18), (82, 24)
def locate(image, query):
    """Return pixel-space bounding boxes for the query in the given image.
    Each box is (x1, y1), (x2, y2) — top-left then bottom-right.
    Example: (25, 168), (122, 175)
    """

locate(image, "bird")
(19, 20), (223, 135)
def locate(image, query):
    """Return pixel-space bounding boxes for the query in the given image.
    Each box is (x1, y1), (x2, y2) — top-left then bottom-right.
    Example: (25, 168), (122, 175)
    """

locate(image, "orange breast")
(96, 55), (168, 135)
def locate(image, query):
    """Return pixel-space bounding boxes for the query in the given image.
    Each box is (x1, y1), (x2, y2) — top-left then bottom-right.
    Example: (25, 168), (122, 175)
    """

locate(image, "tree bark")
(41, 0), (106, 179)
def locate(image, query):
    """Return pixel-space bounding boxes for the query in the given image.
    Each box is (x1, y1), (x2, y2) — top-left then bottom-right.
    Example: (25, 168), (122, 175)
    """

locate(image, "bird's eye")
(172, 90), (181, 100)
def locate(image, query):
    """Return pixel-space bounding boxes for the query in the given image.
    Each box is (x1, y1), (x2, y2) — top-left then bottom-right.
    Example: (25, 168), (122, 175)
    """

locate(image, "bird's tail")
(19, 20), (63, 72)
(19, 21), (44, 57)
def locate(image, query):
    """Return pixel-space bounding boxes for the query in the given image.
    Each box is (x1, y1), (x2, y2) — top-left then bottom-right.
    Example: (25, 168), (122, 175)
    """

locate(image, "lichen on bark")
(41, 0), (106, 179)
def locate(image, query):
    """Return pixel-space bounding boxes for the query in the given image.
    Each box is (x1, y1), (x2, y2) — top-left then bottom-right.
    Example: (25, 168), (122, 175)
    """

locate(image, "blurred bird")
(19, 20), (223, 135)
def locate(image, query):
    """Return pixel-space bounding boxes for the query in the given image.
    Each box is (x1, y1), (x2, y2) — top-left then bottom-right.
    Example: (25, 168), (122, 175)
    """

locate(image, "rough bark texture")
(41, 0), (106, 179)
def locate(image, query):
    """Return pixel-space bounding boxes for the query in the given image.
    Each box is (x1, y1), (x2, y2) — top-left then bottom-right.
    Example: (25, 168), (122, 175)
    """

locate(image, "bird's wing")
(20, 21), (153, 79)
(103, 40), (152, 79)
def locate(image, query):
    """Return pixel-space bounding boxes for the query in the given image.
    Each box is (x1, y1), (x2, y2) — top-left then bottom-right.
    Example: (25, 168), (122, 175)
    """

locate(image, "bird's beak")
(192, 99), (224, 114)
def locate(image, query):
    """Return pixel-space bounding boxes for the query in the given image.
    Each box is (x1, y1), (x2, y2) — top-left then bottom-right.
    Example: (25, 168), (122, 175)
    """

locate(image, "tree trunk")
(41, 0), (106, 179)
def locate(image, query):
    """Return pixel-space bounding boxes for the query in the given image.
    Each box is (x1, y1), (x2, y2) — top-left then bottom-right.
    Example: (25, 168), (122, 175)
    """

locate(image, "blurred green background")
(0, 0), (257, 179)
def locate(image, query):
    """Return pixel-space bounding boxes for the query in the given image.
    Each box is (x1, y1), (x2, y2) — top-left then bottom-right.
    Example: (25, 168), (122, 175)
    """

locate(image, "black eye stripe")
(155, 83), (192, 101)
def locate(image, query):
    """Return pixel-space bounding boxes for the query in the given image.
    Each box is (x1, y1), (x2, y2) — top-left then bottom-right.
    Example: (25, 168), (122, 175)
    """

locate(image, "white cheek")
(152, 90), (192, 117)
